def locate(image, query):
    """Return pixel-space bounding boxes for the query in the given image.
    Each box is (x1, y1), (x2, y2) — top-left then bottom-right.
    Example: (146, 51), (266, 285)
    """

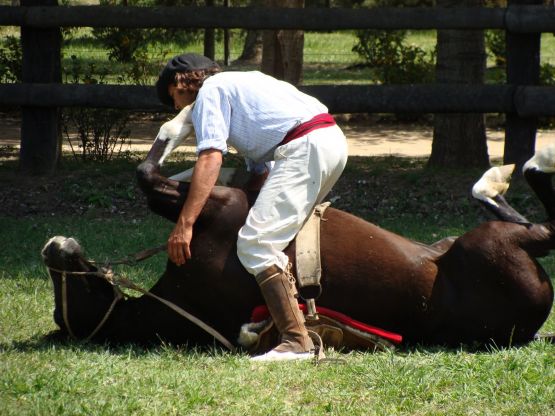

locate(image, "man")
(156, 53), (348, 361)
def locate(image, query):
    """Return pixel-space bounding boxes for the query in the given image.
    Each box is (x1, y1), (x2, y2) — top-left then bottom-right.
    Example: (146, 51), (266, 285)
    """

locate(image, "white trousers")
(237, 124), (348, 276)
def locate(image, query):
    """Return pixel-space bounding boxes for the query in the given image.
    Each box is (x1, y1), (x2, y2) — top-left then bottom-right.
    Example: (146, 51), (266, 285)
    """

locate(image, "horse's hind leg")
(472, 165), (530, 224)
(524, 144), (555, 220)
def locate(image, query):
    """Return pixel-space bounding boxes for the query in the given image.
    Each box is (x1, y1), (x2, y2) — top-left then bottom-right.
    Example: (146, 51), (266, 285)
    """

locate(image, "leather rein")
(46, 245), (235, 351)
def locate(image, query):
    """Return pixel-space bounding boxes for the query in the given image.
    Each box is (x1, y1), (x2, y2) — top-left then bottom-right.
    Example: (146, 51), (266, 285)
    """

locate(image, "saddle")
(238, 304), (402, 354)
(238, 203), (403, 354)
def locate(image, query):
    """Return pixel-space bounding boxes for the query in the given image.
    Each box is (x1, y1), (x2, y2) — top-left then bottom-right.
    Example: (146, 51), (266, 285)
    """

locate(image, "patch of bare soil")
(0, 156), (148, 219)
(0, 112), (551, 222)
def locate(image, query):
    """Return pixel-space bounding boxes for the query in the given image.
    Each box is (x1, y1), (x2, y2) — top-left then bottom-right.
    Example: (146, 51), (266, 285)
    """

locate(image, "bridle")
(46, 245), (235, 351)
(48, 266), (124, 342)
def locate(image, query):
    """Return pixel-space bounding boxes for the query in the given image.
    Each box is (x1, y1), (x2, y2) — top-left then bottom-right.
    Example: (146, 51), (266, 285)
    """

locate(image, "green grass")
(1, 154), (554, 415)
(1, 342), (553, 415)
(49, 29), (555, 86)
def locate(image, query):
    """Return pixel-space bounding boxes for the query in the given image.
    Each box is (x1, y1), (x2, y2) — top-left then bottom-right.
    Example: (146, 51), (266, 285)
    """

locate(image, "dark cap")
(156, 53), (220, 107)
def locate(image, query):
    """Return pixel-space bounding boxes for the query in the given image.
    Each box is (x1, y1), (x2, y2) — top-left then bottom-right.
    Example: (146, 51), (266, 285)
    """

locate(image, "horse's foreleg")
(136, 159), (188, 223)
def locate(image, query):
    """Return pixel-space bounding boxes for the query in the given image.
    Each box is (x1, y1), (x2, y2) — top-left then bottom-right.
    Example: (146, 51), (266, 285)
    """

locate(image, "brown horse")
(42, 142), (555, 350)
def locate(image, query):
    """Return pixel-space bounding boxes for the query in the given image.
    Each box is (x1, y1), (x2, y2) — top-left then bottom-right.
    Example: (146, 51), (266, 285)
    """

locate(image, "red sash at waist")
(279, 113), (336, 146)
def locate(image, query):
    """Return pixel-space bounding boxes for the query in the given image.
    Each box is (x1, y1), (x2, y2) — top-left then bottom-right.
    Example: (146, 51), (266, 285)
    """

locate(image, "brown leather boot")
(251, 265), (315, 361)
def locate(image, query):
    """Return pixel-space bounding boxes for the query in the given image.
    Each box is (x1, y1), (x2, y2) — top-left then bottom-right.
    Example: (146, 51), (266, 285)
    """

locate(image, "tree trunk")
(236, 30), (263, 64)
(428, 0), (489, 169)
(261, 0), (304, 85)
(235, 0), (263, 64)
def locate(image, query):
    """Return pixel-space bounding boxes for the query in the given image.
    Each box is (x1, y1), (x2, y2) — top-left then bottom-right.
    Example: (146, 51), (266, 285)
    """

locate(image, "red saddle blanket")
(249, 304), (403, 348)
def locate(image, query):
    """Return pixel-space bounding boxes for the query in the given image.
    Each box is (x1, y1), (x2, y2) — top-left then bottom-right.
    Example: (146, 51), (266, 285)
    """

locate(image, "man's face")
(168, 84), (195, 111)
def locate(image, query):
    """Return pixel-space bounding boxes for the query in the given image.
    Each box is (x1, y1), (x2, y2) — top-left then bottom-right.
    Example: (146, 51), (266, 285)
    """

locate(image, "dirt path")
(1, 115), (553, 158)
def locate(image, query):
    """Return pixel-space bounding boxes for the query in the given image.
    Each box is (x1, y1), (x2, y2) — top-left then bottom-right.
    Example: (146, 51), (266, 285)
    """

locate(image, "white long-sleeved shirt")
(191, 71), (328, 163)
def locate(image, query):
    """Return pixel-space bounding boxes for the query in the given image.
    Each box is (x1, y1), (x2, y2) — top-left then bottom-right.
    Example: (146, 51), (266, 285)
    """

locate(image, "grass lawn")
(0, 153), (554, 415)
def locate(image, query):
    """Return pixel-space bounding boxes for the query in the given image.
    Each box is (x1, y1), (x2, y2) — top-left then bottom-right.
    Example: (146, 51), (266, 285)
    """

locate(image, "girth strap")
(295, 202), (331, 316)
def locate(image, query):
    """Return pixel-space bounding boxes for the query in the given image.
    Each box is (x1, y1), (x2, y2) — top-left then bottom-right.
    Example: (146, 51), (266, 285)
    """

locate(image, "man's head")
(156, 53), (221, 109)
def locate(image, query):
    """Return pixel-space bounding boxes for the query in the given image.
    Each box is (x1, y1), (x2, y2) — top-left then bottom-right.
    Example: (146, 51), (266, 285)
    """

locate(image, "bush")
(352, 29), (435, 84)
(62, 108), (131, 162)
(62, 56), (131, 162)
(92, 26), (147, 63)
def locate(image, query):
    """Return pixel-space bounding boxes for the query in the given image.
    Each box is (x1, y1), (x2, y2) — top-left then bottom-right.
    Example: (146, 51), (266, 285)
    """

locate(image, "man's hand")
(167, 222), (193, 266)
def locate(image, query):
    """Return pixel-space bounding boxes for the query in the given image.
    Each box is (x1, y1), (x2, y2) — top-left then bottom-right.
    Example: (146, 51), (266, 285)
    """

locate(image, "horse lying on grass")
(42, 144), (555, 352)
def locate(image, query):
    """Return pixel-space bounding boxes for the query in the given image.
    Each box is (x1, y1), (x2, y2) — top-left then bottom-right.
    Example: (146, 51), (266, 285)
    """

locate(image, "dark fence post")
(19, 0), (61, 175)
(203, 0), (215, 60)
(224, 0), (231, 66)
(503, 0), (542, 170)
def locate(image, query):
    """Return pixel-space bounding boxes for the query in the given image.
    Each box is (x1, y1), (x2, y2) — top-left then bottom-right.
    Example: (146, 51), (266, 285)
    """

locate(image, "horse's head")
(42, 236), (121, 340)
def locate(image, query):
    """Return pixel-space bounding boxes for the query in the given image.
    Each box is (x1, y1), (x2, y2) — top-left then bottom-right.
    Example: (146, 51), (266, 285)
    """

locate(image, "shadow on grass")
(3, 329), (552, 360)
(1, 330), (237, 357)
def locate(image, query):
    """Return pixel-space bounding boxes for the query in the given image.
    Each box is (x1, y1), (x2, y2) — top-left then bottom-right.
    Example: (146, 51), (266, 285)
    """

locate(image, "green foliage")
(485, 29), (506, 67)
(0, 35), (22, 83)
(352, 0), (435, 85)
(353, 29), (435, 84)
(92, 26), (147, 63)
(61, 56), (131, 162)
(92, 0), (202, 63)
(540, 62), (555, 86)
(125, 50), (154, 86)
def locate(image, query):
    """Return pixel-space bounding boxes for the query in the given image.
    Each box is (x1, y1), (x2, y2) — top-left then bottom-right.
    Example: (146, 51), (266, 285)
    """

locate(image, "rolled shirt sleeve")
(192, 85), (231, 155)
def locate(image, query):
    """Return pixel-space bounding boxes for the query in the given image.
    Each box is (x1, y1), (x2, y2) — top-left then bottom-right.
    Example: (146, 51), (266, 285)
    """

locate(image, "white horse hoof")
(472, 164), (515, 206)
(523, 143), (555, 174)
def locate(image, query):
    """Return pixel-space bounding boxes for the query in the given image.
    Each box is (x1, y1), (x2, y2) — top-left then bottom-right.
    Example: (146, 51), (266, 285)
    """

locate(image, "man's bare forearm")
(177, 149), (223, 226)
